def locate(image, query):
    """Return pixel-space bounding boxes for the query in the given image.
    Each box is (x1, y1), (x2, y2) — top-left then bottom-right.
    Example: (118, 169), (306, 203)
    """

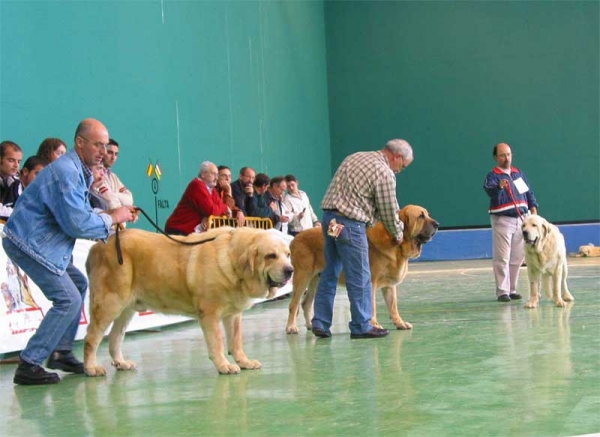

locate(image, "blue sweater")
(483, 166), (538, 217)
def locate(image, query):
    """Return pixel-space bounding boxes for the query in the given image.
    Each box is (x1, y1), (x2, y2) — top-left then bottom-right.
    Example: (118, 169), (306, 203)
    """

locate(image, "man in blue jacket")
(484, 142), (538, 302)
(2, 118), (137, 385)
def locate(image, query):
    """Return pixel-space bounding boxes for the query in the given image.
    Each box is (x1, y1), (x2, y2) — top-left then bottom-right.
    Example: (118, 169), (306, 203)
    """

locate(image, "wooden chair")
(242, 217), (273, 229)
(207, 215), (238, 229)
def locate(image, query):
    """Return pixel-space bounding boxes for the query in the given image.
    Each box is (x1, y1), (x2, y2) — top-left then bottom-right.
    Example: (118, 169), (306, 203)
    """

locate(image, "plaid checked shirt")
(320, 151), (403, 239)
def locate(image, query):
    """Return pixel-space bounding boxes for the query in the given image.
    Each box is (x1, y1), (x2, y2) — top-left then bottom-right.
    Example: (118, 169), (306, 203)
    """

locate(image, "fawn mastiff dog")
(84, 227), (293, 375)
(522, 215), (574, 309)
(286, 205), (438, 334)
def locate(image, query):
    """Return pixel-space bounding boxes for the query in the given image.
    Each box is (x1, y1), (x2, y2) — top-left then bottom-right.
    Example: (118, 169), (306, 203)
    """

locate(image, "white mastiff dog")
(521, 215), (574, 309)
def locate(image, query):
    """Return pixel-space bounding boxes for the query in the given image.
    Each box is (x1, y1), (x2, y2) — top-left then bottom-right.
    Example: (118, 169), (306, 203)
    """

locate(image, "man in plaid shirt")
(311, 139), (413, 340)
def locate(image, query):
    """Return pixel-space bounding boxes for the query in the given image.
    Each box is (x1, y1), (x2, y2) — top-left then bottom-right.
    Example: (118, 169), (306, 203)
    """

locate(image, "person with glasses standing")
(311, 139), (412, 340)
(2, 118), (138, 385)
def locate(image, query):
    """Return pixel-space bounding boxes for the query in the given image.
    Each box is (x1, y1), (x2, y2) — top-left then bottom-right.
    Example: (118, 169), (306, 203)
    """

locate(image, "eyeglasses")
(78, 136), (108, 151)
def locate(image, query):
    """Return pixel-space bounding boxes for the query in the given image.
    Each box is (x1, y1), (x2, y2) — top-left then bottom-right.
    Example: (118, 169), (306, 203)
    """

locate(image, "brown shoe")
(350, 327), (389, 339)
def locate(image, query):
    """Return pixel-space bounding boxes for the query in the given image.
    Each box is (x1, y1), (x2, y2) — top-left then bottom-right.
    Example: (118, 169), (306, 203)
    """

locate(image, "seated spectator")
(231, 166), (256, 215)
(0, 141), (24, 220)
(283, 174), (321, 236)
(102, 138), (134, 208)
(248, 173), (275, 223)
(19, 155), (46, 189)
(36, 137), (67, 165)
(89, 164), (116, 211)
(165, 161), (230, 235)
(217, 165), (245, 226)
(266, 176), (292, 233)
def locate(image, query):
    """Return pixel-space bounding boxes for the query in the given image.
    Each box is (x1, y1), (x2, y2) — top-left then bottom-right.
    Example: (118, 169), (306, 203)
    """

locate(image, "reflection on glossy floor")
(1, 258), (598, 437)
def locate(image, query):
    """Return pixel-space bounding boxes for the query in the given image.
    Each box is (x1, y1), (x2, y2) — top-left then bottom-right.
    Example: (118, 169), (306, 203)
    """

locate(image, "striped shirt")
(321, 151), (403, 239)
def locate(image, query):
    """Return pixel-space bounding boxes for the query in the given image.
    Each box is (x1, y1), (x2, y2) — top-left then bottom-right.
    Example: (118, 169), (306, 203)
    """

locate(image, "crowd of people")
(0, 117), (539, 386)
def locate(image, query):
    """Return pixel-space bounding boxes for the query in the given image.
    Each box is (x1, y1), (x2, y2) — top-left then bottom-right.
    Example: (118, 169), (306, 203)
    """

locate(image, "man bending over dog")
(2, 118), (137, 385)
(311, 139), (413, 340)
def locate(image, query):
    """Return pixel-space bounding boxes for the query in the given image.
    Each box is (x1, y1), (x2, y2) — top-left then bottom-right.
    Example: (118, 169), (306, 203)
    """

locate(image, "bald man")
(484, 142), (538, 302)
(3, 118), (137, 385)
(165, 160), (230, 235)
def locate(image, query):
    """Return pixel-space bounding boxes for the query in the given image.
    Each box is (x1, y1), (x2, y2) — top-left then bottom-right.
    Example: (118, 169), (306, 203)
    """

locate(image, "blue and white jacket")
(3, 149), (112, 275)
(483, 166), (538, 218)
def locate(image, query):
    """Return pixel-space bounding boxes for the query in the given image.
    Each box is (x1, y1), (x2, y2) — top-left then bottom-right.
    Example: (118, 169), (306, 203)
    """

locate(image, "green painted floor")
(1, 258), (598, 437)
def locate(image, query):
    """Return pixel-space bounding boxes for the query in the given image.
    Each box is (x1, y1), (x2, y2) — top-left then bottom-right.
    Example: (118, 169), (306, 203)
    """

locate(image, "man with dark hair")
(0, 140), (23, 219)
(19, 155), (45, 189)
(265, 176), (291, 233)
(484, 142), (538, 302)
(248, 173), (275, 222)
(93, 138), (133, 210)
(231, 166), (256, 215)
(216, 165), (245, 225)
(2, 118), (137, 385)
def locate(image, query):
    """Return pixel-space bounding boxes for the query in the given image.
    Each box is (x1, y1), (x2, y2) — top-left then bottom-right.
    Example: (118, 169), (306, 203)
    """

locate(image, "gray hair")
(198, 161), (215, 177)
(385, 139), (413, 160)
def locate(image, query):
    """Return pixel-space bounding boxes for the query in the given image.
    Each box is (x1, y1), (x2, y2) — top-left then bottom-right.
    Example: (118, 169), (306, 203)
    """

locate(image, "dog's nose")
(523, 230), (529, 238)
(432, 220), (439, 229)
(284, 266), (294, 279)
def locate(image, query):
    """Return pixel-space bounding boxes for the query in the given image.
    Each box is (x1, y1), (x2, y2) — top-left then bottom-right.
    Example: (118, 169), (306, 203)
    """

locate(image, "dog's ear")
(542, 222), (551, 239)
(399, 208), (409, 230)
(239, 244), (258, 274)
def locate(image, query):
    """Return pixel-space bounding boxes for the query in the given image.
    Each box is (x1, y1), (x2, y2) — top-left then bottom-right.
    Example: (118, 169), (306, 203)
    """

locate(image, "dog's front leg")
(224, 314), (262, 370)
(199, 313), (240, 374)
(382, 286), (412, 329)
(524, 268), (541, 309)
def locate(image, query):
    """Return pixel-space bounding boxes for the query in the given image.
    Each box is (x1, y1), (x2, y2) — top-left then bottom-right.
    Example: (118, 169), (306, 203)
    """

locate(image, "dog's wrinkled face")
(522, 215), (547, 246)
(400, 205), (439, 247)
(248, 234), (293, 290)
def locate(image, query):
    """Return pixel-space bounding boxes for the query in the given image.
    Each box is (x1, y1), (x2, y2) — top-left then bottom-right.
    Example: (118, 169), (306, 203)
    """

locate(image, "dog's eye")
(266, 253), (277, 259)
(419, 212), (425, 219)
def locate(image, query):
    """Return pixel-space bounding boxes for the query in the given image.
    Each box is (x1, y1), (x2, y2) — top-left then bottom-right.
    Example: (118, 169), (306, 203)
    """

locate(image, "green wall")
(325, 1), (599, 227)
(0, 0), (331, 229)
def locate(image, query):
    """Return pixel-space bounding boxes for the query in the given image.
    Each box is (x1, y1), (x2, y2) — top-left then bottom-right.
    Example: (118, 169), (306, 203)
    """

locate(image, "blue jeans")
(311, 210), (372, 335)
(3, 238), (87, 365)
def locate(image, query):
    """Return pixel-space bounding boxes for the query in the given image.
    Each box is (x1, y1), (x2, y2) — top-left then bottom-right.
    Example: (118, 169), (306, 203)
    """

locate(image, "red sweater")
(165, 178), (229, 235)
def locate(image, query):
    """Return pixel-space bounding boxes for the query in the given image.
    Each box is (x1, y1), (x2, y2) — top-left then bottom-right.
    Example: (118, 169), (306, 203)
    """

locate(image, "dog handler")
(311, 139), (412, 339)
(484, 142), (538, 302)
(2, 118), (137, 385)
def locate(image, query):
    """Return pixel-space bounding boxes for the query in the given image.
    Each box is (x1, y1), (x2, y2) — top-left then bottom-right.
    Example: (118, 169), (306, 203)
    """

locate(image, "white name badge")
(513, 177), (529, 194)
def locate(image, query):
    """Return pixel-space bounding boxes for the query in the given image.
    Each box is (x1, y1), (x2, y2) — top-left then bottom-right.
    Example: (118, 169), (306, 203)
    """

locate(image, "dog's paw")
(239, 358), (262, 370)
(286, 325), (299, 334)
(555, 300), (567, 308)
(563, 294), (575, 302)
(524, 301), (538, 309)
(394, 320), (413, 330)
(85, 366), (107, 377)
(112, 360), (137, 371)
(217, 363), (241, 374)
(370, 319), (384, 329)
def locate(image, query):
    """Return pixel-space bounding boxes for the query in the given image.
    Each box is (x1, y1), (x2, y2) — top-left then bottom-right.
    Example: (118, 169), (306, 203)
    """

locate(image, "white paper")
(513, 177), (529, 194)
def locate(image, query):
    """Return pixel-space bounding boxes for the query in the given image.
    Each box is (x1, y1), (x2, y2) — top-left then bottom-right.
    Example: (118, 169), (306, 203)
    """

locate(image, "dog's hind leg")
(382, 286), (412, 330)
(109, 307), (137, 371)
(84, 293), (128, 377)
(286, 270), (314, 334)
(551, 266), (567, 307)
(560, 262), (574, 303)
(301, 276), (319, 332)
(224, 313), (261, 371)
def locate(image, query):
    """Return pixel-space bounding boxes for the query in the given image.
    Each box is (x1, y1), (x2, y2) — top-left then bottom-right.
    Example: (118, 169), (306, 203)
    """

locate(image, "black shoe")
(14, 359), (60, 385)
(312, 327), (331, 338)
(497, 294), (511, 302)
(509, 293), (522, 300)
(47, 351), (85, 374)
(350, 327), (389, 339)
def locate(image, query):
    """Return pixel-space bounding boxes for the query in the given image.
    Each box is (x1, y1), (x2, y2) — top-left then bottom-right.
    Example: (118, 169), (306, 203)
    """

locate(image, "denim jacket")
(3, 149), (112, 275)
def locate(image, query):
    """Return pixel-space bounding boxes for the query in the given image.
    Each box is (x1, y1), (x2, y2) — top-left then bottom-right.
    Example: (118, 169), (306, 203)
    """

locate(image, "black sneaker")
(46, 351), (85, 374)
(312, 327), (332, 338)
(509, 293), (522, 300)
(497, 294), (511, 302)
(14, 359), (60, 385)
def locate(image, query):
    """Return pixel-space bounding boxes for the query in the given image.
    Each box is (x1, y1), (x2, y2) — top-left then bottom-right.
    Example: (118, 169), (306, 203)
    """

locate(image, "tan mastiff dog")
(286, 205), (438, 334)
(522, 215), (574, 308)
(84, 227), (293, 375)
